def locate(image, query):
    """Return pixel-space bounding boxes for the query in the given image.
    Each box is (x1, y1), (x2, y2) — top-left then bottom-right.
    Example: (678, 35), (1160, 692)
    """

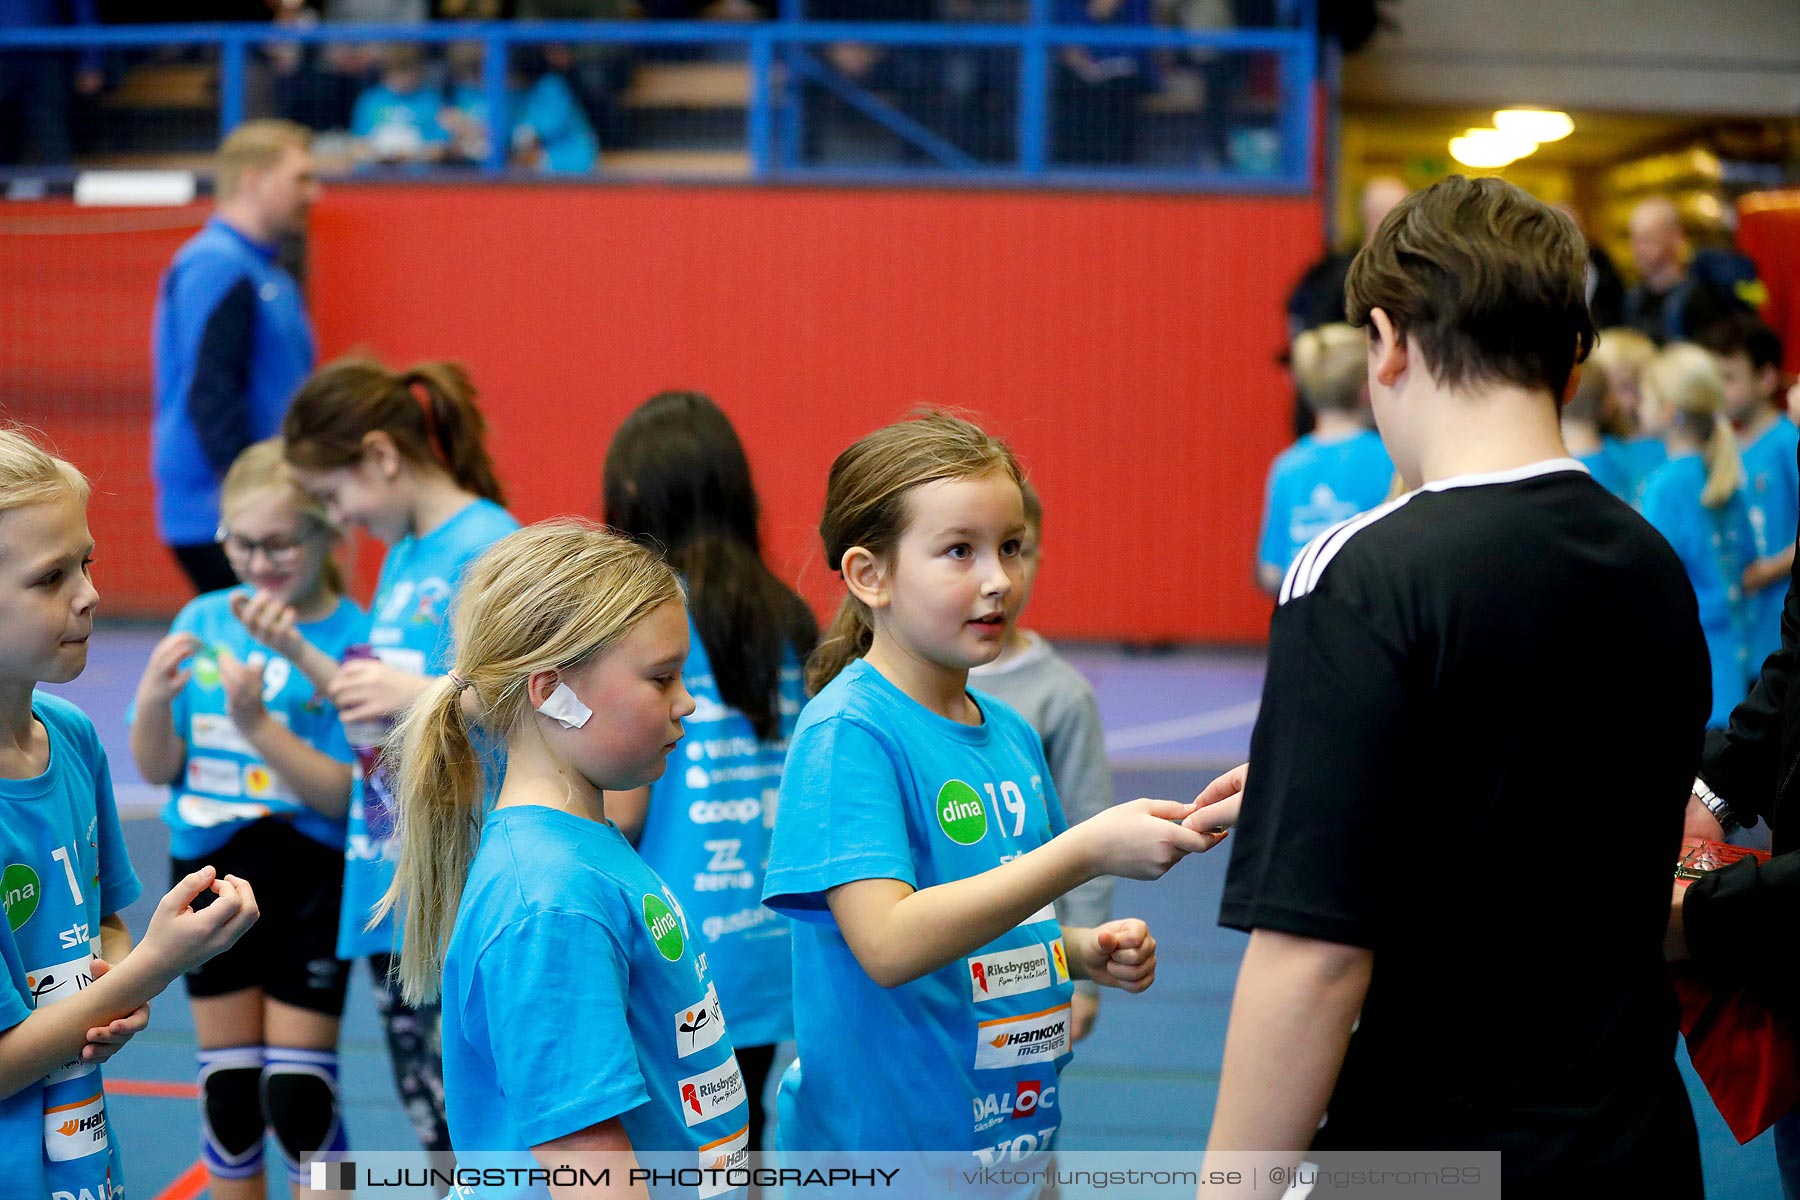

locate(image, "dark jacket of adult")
(1688, 442), (1800, 1014)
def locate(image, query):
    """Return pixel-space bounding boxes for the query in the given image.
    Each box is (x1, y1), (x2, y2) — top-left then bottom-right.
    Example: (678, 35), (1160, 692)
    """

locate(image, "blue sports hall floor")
(45, 625), (1777, 1198)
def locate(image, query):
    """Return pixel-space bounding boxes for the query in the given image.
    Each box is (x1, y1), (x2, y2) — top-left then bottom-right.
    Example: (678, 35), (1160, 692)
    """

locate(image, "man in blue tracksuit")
(152, 119), (320, 593)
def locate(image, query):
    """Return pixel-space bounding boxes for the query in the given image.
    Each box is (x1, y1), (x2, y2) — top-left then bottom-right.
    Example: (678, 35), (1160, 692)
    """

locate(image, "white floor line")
(1104, 699), (1261, 753)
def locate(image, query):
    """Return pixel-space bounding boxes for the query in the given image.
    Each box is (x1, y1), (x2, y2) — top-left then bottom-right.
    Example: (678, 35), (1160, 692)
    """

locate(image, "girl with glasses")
(129, 439), (366, 1200)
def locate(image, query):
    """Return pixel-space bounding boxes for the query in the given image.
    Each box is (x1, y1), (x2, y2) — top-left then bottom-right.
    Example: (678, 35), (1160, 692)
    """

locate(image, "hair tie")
(447, 670), (474, 693)
(408, 378), (447, 463)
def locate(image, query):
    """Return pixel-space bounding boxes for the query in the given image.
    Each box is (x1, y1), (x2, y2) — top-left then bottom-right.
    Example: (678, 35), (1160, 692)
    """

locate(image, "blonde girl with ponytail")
(761, 411), (1221, 1163)
(373, 520), (760, 1189)
(1640, 342), (1758, 728)
(129, 438), (364, 1199)
(279, 356), (519, 1158)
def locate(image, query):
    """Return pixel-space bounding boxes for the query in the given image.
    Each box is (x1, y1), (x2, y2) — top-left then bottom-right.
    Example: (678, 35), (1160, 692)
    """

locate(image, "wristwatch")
(1692, 776), (1740, 835)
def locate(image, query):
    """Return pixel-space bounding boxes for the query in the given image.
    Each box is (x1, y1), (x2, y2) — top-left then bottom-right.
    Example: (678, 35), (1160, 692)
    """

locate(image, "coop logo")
(936, 780), (987, 845)
(675, 983), (727, 1058)
(967, 944), (1052, 1003)
(974, 1080), (1059, 1132)
(677, 1055), (746, 1127)
(974, 1004), (1071, 1070)
(688, 798), (760, 825)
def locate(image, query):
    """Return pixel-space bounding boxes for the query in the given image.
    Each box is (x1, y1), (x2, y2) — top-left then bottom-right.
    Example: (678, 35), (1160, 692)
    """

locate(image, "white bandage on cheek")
(536, 682), (593, 729)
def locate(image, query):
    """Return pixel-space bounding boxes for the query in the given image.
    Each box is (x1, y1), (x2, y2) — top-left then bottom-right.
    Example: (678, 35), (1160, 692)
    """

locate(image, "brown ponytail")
(805, 410), (1022, 696)
(283, 357), (506, 506)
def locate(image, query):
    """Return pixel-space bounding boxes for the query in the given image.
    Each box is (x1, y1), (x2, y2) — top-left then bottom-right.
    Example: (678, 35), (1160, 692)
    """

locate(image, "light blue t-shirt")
(763, 659), (1074, 1160)
(0, 693), (143, 1200)
(153, 588), (366, 859)
(1619, 437), (1670, 511)
(1643, 453), (1757, 729)
(1575, 438), (1636, 505)
(636, 618), (798, 1050)
(339, 497), (519, 960)
(447, 76), (599, 173)
(443, 805), (749, 1199)
(1740, 417), (1800, 674)
(350, 83), (451, 162)
(1257, 430), (1394, 575)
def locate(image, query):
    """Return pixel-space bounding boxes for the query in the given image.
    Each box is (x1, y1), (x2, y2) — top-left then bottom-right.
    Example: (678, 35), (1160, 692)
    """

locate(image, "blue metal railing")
(0, 12), (1318, 192)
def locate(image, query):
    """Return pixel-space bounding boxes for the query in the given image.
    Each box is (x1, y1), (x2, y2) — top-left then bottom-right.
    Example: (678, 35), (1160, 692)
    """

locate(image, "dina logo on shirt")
(936, 780), (988, 846)
(2, 863), (40, 930)
(643, 893), (686, 962)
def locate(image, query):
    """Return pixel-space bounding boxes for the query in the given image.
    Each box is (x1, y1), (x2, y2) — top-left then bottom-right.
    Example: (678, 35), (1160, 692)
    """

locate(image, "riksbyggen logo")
(968, 944), (1052, 1003)
(974, 1004), (1072, 1070)
(936, 780), (987, 845)
(677, 1055), (746, 1127)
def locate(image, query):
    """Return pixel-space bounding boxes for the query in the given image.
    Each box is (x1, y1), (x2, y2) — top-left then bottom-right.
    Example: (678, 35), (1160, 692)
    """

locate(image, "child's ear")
(525, 668), (562, 710)
(361, 431), (403, 481)
(841, 546), (890, 611)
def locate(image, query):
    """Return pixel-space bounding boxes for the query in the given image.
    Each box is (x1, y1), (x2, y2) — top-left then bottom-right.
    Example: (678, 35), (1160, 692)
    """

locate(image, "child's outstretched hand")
(135, 632), (200, 707)
(139, 867), (260, 983)
(78, 957), (149, 1064)
(230, 589), (302, 660)
(1076, 798), (1217, 881)
(1182, 761), (1247, 842)
(216, 648), (269, 734)
(1069, 918), (1158, 994)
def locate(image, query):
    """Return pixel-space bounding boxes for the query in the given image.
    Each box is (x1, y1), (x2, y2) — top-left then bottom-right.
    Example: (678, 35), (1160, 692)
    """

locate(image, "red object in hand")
(1673, 838), (1800, 1143)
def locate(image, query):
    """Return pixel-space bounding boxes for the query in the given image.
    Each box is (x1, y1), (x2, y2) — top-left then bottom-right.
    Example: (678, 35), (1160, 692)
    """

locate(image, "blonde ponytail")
(1700, 416), (1744, 511)
(372, 676), (486, 1005)
(1645, 343), (1741, 511)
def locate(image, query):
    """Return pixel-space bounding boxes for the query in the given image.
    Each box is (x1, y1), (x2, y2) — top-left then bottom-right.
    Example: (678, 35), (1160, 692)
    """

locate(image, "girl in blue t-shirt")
(1639, 343), (1758, 729)
(378, 521), (756, 1196)
(0, 428), (260, 1200)
(130, 439), (365, 1199)
(281, 357), (519, 1158)
(601, 391), (817, 1153)
(761, 413), (1222, 1164)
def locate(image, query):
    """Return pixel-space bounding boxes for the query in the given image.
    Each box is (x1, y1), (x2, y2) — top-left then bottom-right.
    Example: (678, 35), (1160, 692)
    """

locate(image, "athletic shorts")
(171, 818), (351, 1016)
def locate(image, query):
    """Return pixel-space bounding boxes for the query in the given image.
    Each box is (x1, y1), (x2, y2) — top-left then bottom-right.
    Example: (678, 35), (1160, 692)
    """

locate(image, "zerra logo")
(644, 893), (685, 961)
(2, 863), (40, 931)
(936, 780), (988, 845)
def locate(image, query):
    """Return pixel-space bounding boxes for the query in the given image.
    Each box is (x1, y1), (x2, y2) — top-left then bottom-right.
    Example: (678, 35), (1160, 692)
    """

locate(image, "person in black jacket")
(1674, 462), (1800, 1197)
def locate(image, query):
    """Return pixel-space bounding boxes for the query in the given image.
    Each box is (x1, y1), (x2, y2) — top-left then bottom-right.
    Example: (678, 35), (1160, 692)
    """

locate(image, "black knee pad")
(198, 1045), (266, 1177)
(262, 1047), (347, 1182)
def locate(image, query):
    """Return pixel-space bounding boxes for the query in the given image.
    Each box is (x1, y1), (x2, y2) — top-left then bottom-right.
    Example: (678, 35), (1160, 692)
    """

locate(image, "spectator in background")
(514, 0), (636, 150)
(1052, 0), (1155, 166)
(350, 43), (450, 166)
(271, 0), (428, 134)
(1557, 203), (1625, 329)
(0, 0), (103, 166)
(151, 120), (319, 594)
(1624, 196), (1743, 345)
(1701, 314), (1796, 676)
(1284, 175), (1408, 435)
(1255, 323), (1393, 594)
(440, 42), (599, 173)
